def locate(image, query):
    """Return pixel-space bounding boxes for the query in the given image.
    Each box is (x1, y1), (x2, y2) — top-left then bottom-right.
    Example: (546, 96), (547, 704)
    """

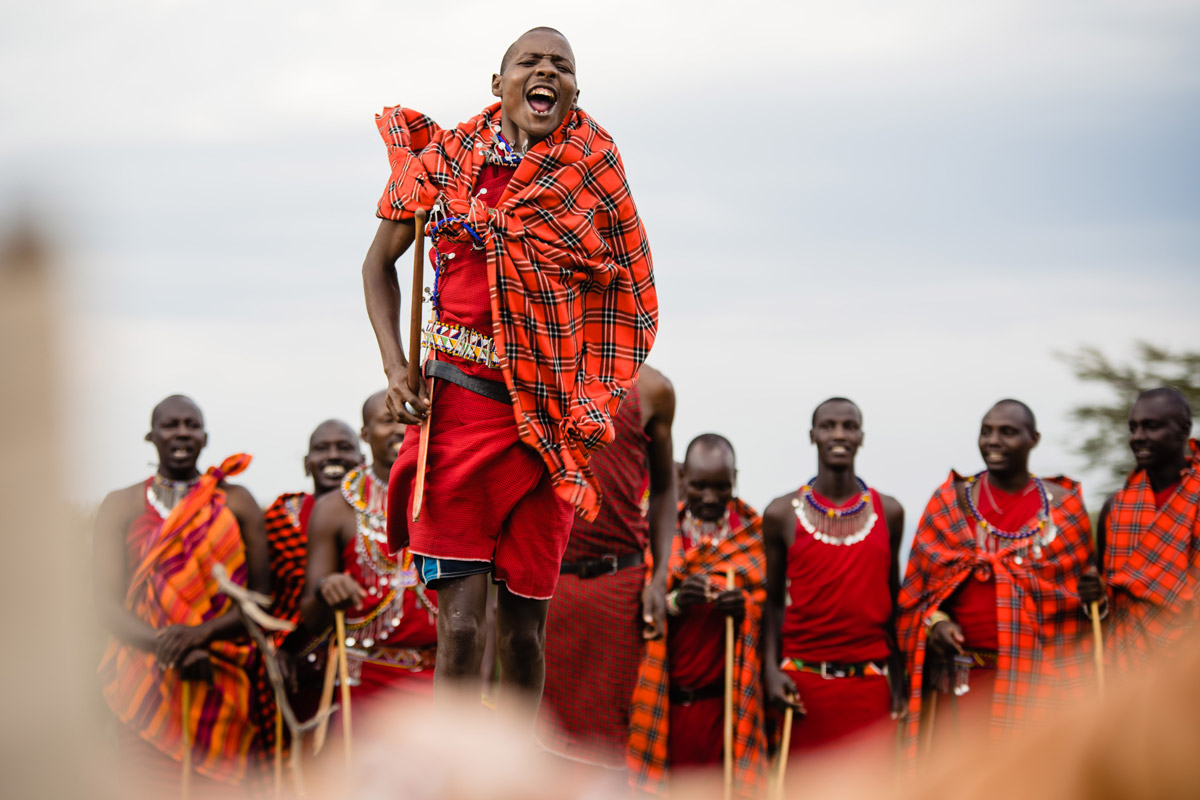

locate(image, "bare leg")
(433, 573), (491, 694)
(495, 586), (551, 715)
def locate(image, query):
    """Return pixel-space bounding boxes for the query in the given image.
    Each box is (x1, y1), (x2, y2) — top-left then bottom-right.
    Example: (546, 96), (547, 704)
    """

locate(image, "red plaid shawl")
(627, 499), (767, 796)
(898, 472), (1093, 746)
(263, 492), (310, 644)
(375, 103), (657, 520)
(1104, 440), (1200, 666)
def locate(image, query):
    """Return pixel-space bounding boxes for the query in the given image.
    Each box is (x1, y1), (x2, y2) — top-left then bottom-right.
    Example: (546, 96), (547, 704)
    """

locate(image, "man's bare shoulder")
(763, 492), (799, 528)
(101, 481), (148, 513)
(309, 488), (354, 531)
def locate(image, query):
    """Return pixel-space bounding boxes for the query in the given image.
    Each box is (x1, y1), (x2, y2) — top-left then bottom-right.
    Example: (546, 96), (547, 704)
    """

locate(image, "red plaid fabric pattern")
(1105, 440), (1200, 666)
(374, 103), (658, 521)
(263, 492), (309, 643)
(627, 500), (767, 796)
(898, 472), (1093, 751)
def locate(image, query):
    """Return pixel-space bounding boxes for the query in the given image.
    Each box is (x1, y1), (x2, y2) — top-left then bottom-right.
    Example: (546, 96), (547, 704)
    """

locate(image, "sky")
(2, 0), (1197, 553)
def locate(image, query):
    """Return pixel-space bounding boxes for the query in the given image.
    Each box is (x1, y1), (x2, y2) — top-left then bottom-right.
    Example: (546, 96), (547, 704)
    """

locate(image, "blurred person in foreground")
(537, 365), (676, 769)
(1078, 387), (1199, 668)
(761, 398), (906, 772)
(898, 399), (1094, 752)
(361, 25), (657, 712)
(94, 395), (270, 791)
(627, 434), (767, 795)
(263, 419), (362, 721)
(302, 391), (438, 713)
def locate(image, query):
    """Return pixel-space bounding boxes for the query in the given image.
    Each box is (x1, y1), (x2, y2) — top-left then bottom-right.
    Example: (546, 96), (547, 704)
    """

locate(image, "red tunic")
(387, 164), (575, 600)
(538, 384), (650, 766)
(780, 488), (894, 757)
(666, 531), (735, 770)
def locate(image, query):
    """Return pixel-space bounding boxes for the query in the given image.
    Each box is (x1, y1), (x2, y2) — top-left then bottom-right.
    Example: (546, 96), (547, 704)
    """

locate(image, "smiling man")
(302, 391), (438, 707)
(361, 26), (658, 711)
(761, 398), (905, 774)
(94, 395), (270, 789)
(898, 399), (1094, 752)
(1079, 387), (1199, 668)
(627, 434), (767, 796)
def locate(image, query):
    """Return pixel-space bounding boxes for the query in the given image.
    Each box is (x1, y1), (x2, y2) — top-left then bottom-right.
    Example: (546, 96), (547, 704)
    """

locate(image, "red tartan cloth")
(782, 489), (892, 663)
(263, 492), (312, 640)
(375, 103), (658, 520)
(627, 500), (767, 796)
(389, 380), (574, 599)
(1104, 440), (1200, 667)
(538, 386), (649, 766)
(898, 472), (1093, 749)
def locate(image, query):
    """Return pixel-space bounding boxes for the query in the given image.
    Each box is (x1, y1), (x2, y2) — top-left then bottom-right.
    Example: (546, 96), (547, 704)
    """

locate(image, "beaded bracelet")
(666, 590), (681, 616)
(925, 610), (952, 631)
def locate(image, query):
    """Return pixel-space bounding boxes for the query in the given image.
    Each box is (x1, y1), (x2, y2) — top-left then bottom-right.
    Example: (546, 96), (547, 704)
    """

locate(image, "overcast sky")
(3, 1), (1197, 553)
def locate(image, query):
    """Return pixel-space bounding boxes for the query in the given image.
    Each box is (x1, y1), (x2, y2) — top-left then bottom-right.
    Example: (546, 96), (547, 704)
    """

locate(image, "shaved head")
(151, 394), (202, 427)
(1135, 387), (1193, 432)
(684, 432), (736, 471)
(812, 397), (861, 428)
(309, 419), (357, 450)
(991, 398), (1037, 436)
(500, 26), (571, 73)
(362, 390), (388, 427)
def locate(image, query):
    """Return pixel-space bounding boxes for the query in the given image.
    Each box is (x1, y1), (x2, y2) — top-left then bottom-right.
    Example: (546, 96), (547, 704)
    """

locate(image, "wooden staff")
(180, 679), (193, 800)
(273, 706), (283, 799)
(334, 610), (353, 766)
(312, 639), (338, 755)
(773, 705), (794, 800)
(723, 566), (735, 800)
(920, 690), (938, 756)
(408, 207), (431, 521)
(1091, 602), (1105, 696)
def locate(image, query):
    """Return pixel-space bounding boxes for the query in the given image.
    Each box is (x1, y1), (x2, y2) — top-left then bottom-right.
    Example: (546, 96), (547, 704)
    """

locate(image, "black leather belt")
(669, 680), (724, 706)
(425, 359), (510, 404)
(559, 550), (645, 579)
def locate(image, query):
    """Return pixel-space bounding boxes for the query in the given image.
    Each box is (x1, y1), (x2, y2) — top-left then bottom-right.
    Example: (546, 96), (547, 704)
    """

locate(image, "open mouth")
(170, 447), (192, 460)
(320, 463), (347, 479)
(830, 445), (849, 455)
(985, 452), (1007, 464)
(526, 86), (557, 116)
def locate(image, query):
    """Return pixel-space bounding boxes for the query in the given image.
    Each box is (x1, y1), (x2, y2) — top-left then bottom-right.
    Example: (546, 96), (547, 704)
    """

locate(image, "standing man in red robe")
(899, 399), (1093, 750)
(361, 26), (657, 713)
(264, 419), (361, 720)
(94, 395), (270, 790)
(762, 398), (906, 768)
(1078, 387), (1199, 667)
(628, 434), (767, 796)
(302, 391), (437, 708)
(537, 364), (676, 768)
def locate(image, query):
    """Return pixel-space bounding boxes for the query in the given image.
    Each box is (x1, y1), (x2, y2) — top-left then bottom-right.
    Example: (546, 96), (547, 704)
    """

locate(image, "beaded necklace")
(426, 126), (522, 311)
(791, 476), (877, 546)
(681, 508), (732, 549)
(962, 471), (1056, 562)
(338, 467), (435, 651)
(147, 473), (199, 519)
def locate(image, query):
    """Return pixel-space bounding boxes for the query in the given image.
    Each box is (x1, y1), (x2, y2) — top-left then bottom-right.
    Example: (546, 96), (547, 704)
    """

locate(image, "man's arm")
(1079, 493), (1115, 605)
(301, 492), (365, 634)
(761, 495), (802, 710)
(154, 484), (269, 667)
(639, 366), (676, 640)
(93, 486), (159, 652)
(881, 493), (908, 718)
(362, 217), (426, 425)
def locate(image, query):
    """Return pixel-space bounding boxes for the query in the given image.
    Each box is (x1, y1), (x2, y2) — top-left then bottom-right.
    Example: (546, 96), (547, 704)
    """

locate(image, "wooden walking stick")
(723, 566), (736, 800)
(273, 705), (283, 799)
(313, 639), (338, 755)
(180, 679), (193, 800)
(1091, 604), (1105, 696)
(334, 609), (353, 766)
(920, 689), (938, 756)
(774, 705), (794, 800)
(408, 207), (432, 522)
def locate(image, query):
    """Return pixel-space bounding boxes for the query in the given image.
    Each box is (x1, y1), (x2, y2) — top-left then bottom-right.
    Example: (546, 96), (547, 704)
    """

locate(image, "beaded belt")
(422, 319), (501, 369)
(348, 644), (437, 672)
(959, 648), (998, 669)
(780, 657), (888, 679)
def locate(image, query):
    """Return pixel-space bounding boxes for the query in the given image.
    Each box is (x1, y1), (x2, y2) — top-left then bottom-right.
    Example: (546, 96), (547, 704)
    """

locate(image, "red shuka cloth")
(780, 488), (895, 757)
(1104, 441), (1200, 668)
(263, 492), (313, 640)
(538, 384), (649, 766)
(898, 472), (1094, 751)
(375, 103), (658, 519)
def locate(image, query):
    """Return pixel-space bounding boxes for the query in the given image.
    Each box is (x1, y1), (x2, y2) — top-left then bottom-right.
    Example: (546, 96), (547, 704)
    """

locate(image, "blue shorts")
(412, 553), (493, 589)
